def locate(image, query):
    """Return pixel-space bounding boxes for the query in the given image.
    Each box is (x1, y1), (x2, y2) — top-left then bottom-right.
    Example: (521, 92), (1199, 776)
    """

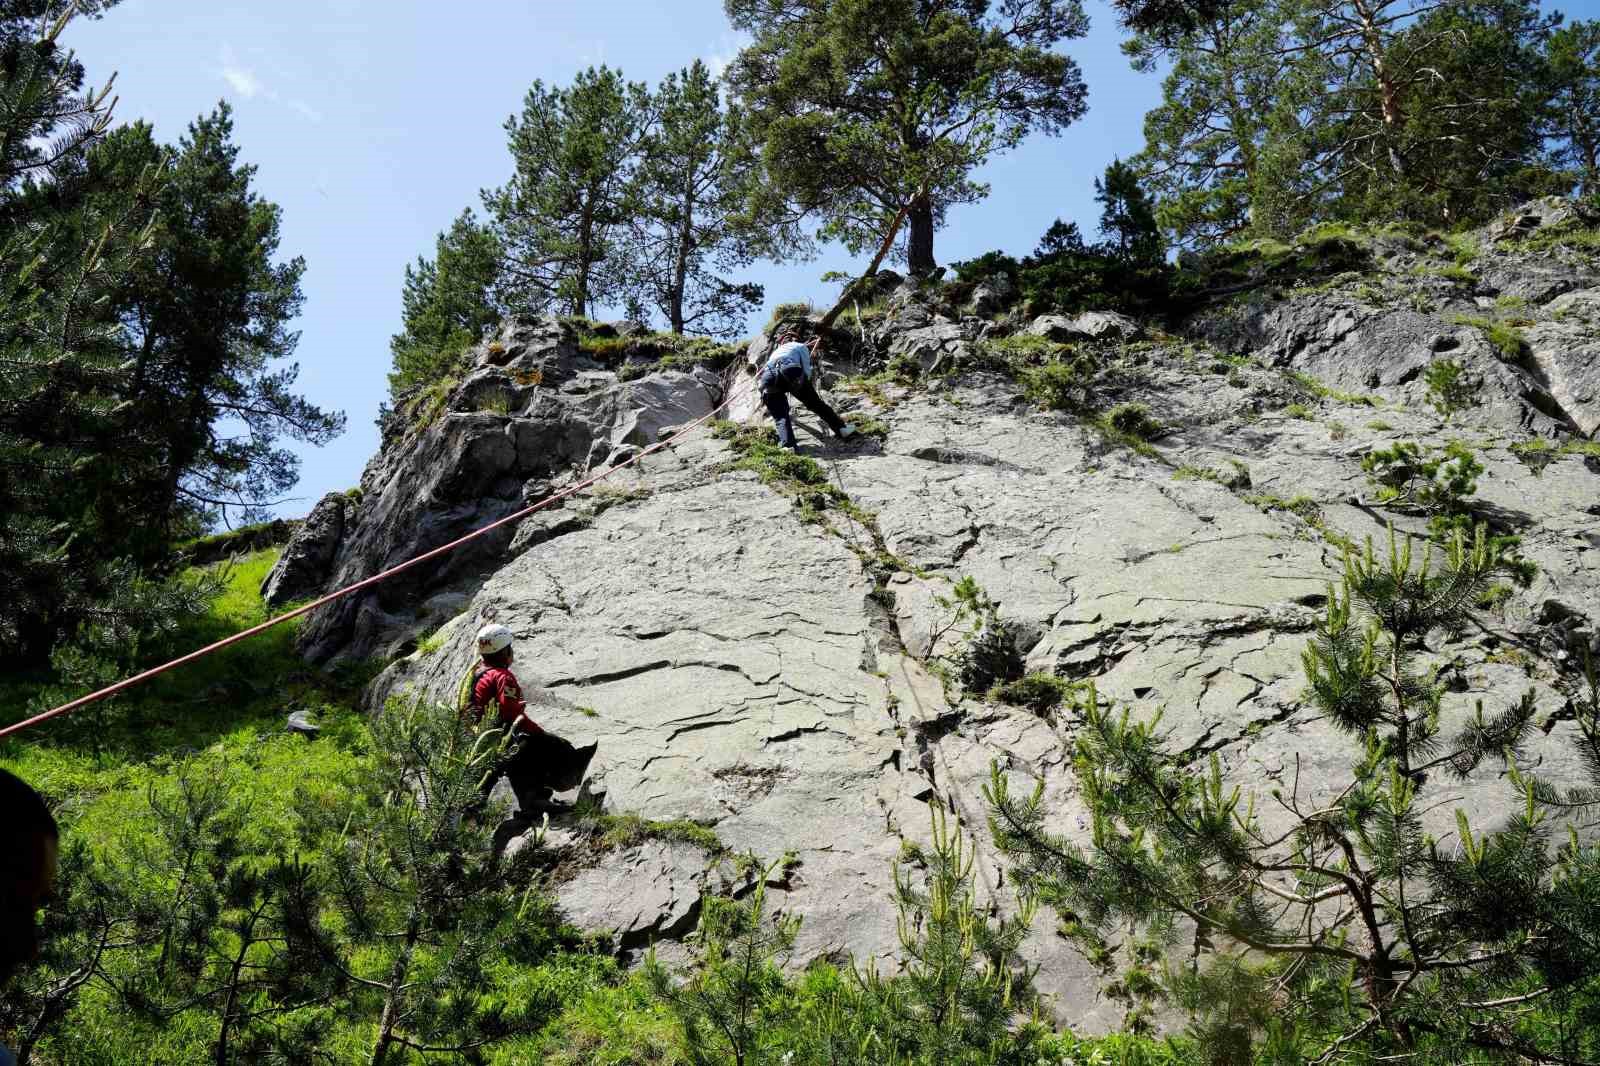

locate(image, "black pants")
(483, 727), (595, 811)
(761, 368), (846, 448)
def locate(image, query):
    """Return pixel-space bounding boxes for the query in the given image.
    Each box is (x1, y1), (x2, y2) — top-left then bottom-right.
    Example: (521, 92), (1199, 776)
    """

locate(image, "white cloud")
(219, 47), (264, 98)
(287, 99), (324, 123)
(217, 46), (322, 123)
(706, 31), (747, 79)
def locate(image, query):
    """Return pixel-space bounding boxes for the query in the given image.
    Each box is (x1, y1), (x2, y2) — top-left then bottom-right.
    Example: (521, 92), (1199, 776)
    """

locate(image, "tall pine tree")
(485, 67), (649, 319)
(620, 60), (788, 337)
(725, 0), (1090, 276)
(387, 208), (502, 397)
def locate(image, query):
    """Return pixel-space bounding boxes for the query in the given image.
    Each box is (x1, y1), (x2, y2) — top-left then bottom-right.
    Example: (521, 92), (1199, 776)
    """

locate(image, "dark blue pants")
(761, 367), (846, 448)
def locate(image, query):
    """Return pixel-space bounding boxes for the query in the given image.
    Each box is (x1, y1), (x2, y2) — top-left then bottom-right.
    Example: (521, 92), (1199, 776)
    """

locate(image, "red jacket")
(469, 665), (542, 734)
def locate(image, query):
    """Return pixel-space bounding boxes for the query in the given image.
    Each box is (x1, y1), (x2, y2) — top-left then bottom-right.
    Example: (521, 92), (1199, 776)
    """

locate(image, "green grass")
(990, 672), (1086, 715)
(1283, 402), (1316, 420)
(1, 550), (375, 812)
(1286, 370), (1380, 407)
(1245, 493), (1322, 522)
(582, 809), (724, 855)
(1450, 314), (1526, 362)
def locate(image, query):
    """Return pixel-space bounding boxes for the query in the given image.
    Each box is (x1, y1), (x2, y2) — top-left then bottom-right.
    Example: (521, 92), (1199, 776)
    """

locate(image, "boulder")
(970, 273), (1016, 316)
(886, 319), (969, 374)
(260, 492), (348, 606)
(1025, 310), (1142, 343)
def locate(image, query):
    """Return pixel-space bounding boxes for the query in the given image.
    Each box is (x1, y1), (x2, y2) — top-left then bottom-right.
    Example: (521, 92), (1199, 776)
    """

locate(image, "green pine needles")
(987, 525), (1600, 1063)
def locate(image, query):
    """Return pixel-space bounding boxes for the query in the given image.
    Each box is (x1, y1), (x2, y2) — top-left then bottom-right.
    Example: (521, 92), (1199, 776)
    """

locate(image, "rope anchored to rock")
(0, 376), (759, 743)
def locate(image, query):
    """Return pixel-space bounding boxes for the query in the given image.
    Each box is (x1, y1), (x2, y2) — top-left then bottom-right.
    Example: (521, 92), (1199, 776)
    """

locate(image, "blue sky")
(64, 0), (1595, 518)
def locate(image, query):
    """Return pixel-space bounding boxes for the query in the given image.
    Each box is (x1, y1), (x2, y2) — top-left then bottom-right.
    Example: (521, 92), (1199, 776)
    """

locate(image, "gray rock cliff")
(280, 201), (1600, 1028)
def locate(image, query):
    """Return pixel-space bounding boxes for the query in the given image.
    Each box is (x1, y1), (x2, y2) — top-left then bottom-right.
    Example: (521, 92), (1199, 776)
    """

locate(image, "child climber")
(463, 623), (596, 816)
(759, 330), (857, 451)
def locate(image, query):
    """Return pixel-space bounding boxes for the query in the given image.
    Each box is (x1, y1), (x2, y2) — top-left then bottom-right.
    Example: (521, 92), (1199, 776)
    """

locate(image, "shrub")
(1423, 358), (1476, 420)
(1450, 314), (1525, 362)
(1019, 359), (1095, 412)
(1104, 403), (1160, 440)
(1283, 402), (1315, 420)
(992, 672), (1081, 715)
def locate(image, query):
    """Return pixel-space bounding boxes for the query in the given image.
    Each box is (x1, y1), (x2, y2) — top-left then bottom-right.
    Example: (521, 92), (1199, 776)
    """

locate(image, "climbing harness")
(0, 375), (759, 742)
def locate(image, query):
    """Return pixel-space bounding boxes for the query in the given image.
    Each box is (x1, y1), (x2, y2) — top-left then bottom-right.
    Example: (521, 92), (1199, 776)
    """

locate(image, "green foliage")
(1509, 434), (1600, 476)
(1018, 351), (1100, 413)
(585, 810), (725, 855)
(487, 66), (650, 318)
(1546, 21), (1600, 198)
(1423, 358), (1477, 420)
(388, 208), (503, 398)
(645, 861), (800, 1066)
(1282, 402), (1314, 420)
(618, 60), (777, 336)
(0, 55), (341, 663)
(992, 673), (1084, 716)
(989, 527), (1598, 1063)
(290, 698), (552, 1064)
(1095, 158), (1164, 266)
(1172, 461), (1251, 489)
(934, 576), (1026, 694)
(1450, 314), (1527, 362)
(725, 0), (1090, 274)
(1360, 439), (1532, 587)
(1132, 0), (1564, 246)
(861, 806), (1043, 1063)
(1101, 403), (1161, 441)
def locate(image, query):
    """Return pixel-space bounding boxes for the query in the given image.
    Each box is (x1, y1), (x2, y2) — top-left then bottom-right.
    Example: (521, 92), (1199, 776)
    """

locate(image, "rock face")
(261, 493), (347, 606)
(302, 202), (1600, 1030)
(286, 318), (723, 663)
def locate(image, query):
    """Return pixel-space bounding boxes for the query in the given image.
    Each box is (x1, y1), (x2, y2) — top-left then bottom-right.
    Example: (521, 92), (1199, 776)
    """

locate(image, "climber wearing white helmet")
(758, 329), (857, 451)
(462, 622), (596, 819)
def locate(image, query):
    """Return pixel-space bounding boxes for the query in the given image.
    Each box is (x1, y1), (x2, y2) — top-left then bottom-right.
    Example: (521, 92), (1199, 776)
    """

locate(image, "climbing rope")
(0, 375), (758, 742)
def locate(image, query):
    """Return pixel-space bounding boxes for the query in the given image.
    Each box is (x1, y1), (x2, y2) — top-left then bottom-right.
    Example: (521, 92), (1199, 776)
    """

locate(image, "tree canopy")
(725, 0), (1091, 276)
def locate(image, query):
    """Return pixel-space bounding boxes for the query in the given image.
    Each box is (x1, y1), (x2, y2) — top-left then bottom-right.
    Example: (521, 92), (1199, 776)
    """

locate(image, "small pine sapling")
(1421, 358), (1476, 420)
(645, 858), (800, 1066)
(853, 806), (1044, 1064)
(988, 526), (1599, 1063)
(286, 700), (546, 1066)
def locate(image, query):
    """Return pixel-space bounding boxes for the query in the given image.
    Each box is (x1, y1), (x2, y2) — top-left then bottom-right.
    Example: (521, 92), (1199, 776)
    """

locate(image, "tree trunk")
(670, 184), (695, 334)
(1351, 0), (1406, 176)
(907, 192), (935, 277)
(369, 912), (423, 1066)
(575, 187), (597, 318)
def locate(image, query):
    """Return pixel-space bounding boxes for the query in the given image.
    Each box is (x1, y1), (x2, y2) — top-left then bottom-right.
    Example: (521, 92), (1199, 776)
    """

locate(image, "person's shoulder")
(1, 1040), (18, 1066)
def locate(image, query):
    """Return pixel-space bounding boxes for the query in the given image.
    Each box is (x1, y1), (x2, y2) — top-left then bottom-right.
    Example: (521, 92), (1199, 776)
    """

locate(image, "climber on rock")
(462, 623), (597, 819)
(758, 330), (857, 451)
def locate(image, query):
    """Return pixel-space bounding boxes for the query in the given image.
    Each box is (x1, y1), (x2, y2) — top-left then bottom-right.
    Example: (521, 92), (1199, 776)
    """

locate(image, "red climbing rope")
(0, 375), (757, 742)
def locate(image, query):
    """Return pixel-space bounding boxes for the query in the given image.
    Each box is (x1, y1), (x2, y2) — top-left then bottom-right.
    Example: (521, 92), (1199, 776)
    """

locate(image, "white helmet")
(476, 623), (514, 657)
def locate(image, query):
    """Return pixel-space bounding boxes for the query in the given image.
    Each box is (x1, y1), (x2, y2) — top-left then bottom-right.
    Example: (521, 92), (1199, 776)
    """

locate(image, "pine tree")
(286, 700), (546, 1065)
(724, 0), (1090, 276)
(854, 806), (1042, 1065)
(485, 66), (650, 319)
(1546, 20), (1600, 199)
(1095, 159), (1164, 265)
(1126, 0), (1302, 247)
(621, 60), (786, 337)
(88, 105), (344, 530)
(645, 860), (801, 1066)
(387, 208), (503, 397)
(0, 0), (189, 660)
(109, 764), (334, 1065)
(1325, 0), (1564, 224)
(989, 526), (1600, 1062)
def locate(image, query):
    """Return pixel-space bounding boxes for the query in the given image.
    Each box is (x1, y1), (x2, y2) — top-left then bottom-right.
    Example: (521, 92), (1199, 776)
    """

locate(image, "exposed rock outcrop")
(261, 492), (348, 606)
(296, 200), (1600, 1029)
